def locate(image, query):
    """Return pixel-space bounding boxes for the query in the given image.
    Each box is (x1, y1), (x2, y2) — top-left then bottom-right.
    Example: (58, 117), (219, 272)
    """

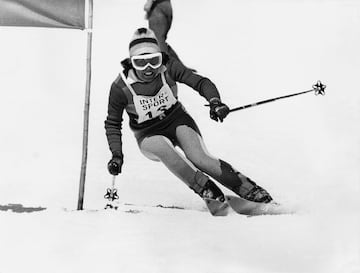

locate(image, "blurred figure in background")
(144, 0), (186, 66)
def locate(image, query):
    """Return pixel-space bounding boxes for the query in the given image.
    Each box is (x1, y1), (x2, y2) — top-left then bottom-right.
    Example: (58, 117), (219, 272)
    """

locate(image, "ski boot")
(218, 160), (273, 203)
(232, 179), (273, 203)
(190, 171), (225, 202)
(200, 180), (225, 202)
(189, 171), (228, 216)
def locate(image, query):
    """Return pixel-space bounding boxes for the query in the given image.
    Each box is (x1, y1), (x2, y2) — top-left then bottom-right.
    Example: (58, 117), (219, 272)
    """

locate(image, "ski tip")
(225, 195), (296, 216)
(203, 198), (230, 216)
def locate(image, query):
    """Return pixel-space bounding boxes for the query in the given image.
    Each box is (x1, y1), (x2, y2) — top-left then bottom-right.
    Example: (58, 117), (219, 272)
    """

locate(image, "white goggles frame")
(131, 52), (163, 71)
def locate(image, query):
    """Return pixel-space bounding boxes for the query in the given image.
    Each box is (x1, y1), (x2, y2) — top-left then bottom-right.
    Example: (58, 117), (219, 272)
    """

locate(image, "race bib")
(133, 84), (177, 123)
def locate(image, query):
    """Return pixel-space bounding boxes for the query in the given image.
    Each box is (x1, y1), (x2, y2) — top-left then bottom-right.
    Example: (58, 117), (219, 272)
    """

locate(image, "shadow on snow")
(0, 203), (46, 213)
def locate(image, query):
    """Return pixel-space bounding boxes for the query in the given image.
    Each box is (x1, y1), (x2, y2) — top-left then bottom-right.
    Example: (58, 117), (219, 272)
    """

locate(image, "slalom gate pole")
(77, 0), (94, 210)
(228, 81), (326, 113)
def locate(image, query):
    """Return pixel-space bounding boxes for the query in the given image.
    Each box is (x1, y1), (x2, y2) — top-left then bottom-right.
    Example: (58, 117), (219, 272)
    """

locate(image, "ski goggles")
(131, 52), (163, 70)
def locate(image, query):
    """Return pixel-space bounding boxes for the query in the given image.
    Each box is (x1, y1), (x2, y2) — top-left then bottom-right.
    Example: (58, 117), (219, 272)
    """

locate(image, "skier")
(143, 0), (185, 66)
(105, 28), (273, 204)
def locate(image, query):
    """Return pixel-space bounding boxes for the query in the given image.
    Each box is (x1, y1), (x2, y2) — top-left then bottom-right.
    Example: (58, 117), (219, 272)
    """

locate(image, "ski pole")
(104, 175), (119, 209)
(111, 175), (116, 190)
(229, 81), (326, 113)
(206, 81), (326, 113)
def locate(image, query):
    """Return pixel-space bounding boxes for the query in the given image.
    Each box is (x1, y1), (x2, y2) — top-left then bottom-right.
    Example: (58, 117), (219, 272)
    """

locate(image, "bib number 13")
(145, 105), (167, 120)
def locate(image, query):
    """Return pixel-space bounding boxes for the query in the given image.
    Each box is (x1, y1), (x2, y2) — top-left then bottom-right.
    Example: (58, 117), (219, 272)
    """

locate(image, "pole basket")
(313, 80), (326, 96)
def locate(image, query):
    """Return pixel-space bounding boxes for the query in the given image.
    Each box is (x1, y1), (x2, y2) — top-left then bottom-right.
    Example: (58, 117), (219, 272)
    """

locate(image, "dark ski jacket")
(104, 57), (220, 157)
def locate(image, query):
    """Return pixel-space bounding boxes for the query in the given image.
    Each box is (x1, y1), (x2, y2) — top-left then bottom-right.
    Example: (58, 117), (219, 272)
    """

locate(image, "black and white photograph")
(0, 0), (359, 272)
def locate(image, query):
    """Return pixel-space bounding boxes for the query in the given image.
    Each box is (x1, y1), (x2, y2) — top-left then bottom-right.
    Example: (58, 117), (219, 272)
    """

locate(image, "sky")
(0, 1), (359, 273)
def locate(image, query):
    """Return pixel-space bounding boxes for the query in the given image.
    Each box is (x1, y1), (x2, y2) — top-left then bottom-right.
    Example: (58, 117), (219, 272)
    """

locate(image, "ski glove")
(107, 153), (123, 175)
(209, 98), (230, 122)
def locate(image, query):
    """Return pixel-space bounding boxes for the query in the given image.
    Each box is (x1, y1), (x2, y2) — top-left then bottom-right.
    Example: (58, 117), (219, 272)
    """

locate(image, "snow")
(0, 0), (359, 272)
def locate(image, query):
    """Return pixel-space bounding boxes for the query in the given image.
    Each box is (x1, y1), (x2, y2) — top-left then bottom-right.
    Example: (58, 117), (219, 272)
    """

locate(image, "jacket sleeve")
(167, 58), (221, 102)
(104, 82), (127, 158)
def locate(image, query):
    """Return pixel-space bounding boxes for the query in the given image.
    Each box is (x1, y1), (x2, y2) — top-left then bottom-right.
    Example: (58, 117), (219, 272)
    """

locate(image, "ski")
(226, 195), (294, 216)
(203, 198), (230, 216)
(101, 194), (293, 216)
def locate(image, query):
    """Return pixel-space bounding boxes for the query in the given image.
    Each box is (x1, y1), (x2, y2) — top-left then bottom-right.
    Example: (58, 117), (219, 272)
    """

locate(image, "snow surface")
(0, 0), (359, 272)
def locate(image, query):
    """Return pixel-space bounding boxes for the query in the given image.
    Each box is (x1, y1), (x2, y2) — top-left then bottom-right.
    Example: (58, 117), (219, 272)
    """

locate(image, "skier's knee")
(184, 149), (214, 170)
(140, 150), (161, 161)
(139, 136), (173, 162)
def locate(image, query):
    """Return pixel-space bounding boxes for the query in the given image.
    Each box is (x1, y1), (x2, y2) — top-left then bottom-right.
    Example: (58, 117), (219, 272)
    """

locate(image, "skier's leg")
(176, 125), (273, 203)
(138, 135), (225, 200)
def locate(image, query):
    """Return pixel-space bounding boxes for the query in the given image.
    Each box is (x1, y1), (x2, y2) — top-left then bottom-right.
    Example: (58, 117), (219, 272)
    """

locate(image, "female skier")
(105, 28), (272, 203)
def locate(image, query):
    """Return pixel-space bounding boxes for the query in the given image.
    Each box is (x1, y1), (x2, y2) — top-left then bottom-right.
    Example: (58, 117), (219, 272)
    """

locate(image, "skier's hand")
(107, 153), (123, 175)
(209, 98), (230, 122)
